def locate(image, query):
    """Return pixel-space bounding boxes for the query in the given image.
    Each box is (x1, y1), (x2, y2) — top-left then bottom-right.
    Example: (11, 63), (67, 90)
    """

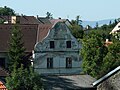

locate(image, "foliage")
(70, 16), (84, 39)
(81, 28), (120, 78)
(8, 25), (26, 71)
(6, 65), (43, 90)
(46, 12), (53, 19)
(81, 32), (108, 78)
(69, 24), (84, 39)
(0, 6), (15, 15)
(101, 40), (120, 75)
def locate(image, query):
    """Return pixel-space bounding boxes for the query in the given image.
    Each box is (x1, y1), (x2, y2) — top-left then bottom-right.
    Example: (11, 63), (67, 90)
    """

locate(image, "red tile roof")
(0, 81), (7, 90)
(37, 24), (53, 42)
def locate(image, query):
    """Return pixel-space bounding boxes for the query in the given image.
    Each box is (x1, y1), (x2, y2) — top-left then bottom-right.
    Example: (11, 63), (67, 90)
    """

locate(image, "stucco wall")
(97, 71), (120, 90)
(34, 22), (82, 75)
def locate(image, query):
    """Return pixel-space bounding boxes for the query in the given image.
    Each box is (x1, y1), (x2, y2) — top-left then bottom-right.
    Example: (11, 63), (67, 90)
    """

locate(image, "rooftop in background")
(0, 81), (7, 90)
(0, 16), (41, 24)
(37, 17), (51, 24)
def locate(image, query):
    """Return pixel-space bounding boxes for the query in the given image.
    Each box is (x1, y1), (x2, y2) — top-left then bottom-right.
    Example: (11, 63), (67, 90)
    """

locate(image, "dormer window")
(66, 41), (71, 48)
(50, 41), (54, 48)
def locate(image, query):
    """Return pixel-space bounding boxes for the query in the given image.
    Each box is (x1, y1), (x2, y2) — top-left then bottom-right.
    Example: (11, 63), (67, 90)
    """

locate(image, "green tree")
(81, 31), (108, 78)
(6, 65), (43, 90)
(8, 25), (26, 71)
(0, 6), (15, 15)
(46, 12), (53, 19)
(76, 15), (82, 25)
(69, 24), (84, 39)
(101, 40), (120, 75)
(70, 16), (84, 39)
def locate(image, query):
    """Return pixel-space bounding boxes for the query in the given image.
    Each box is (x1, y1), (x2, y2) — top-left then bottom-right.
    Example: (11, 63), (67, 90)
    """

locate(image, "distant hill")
(81, 19), (115, 28)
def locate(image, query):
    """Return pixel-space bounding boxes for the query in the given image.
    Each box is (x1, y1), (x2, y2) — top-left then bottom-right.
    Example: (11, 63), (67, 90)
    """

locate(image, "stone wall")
(97, 71), (120, 90)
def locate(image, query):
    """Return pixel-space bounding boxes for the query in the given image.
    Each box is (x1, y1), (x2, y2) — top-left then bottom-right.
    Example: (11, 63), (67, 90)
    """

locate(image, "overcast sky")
(0, 0), (120, 21)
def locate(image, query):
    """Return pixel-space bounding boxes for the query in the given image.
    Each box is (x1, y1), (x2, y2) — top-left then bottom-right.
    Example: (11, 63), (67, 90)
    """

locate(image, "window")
(0, 58), (5, 68)
(66, 41), (71, 48)
(66, 57), (72, 68)
(47, 58), (53, 68)
(50, 41), (55, 48)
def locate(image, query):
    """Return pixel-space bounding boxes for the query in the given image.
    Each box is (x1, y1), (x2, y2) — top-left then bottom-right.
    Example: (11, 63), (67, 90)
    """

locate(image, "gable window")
(0, 58), (5, 68)
(66, 57), (72, 68)
(66, 41), (71, 48)
(47, 58), (53, 68)
(50, 41), (55, 48)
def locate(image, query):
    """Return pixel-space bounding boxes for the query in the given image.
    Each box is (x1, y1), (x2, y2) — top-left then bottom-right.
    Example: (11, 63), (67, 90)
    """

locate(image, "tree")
(81, 31), (108, 78)
(101, 40), (120, 76)
(69, 24), (84, 39)
(6, 65), (43, 90)
(46, 12), (53, 19)
(0, 6), (15, 15)
(70, 16), (84, 39)
(95, 22), (99, 29)
(8, 25), (26, 71)
(76, 15), (82, 25)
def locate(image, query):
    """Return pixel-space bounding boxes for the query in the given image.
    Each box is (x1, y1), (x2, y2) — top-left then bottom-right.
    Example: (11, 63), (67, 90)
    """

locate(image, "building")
(0, 15), (82, 75)
(93, 66), (120, 90)
(110, 22), (120, 34)
(33, 21), (82, 75)
(0, 16), (41, 69)
(110, 22), (120, 40)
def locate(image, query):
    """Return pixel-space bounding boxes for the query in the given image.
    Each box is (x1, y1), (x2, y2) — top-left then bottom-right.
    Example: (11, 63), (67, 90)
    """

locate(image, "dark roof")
(41, 75), (96, 90)
(37, 17), (51, 24)
(0, 24), (38, 52)
(18, 16), (41, 24)
(0, 16), (41, 24)
(92, 66), (120, 86)
(0, 67), (9, 77)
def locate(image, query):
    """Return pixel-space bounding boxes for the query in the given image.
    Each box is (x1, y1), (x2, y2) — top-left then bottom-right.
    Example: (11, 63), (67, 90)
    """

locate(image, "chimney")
(37, 15), (39, 19)
(59, 17), (61, 19)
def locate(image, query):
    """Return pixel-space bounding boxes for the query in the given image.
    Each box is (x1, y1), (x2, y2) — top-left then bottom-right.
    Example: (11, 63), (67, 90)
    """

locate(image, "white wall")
(34, 22), (82, 75)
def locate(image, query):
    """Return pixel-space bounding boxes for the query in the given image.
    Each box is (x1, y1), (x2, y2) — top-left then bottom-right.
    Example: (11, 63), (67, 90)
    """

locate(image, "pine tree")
(6, 65), (43, 90)
(8, 25), (26, 71)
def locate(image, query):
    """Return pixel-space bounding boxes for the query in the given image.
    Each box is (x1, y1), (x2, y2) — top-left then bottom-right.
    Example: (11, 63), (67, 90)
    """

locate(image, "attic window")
(66, 41), (71, 48)
(50, 41), (55, 48)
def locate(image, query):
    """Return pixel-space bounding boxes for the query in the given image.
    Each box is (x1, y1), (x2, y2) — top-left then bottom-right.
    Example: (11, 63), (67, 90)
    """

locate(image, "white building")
(110, 22), (120, 34)
(33, 21), (82, 75)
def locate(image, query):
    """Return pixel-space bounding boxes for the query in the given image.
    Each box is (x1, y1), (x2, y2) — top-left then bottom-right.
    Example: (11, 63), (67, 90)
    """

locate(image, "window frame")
(0, 58), (5, 68)
(66, 41), (71, 48)
(66, 57), (72, 68)
(50, 41), (55, 48)
(47, 57), (53, 69)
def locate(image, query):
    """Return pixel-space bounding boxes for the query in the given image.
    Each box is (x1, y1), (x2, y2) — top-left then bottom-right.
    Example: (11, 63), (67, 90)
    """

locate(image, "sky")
(0, 0), (120, 21)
